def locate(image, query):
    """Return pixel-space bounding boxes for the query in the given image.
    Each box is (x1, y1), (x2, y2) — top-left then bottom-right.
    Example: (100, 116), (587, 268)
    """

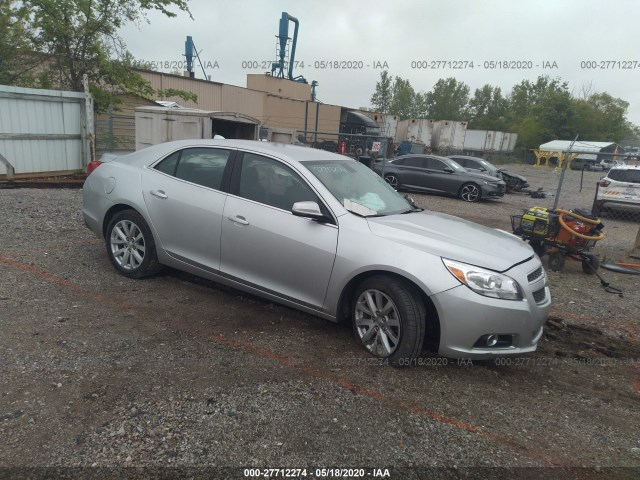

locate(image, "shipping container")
(491, 131), (505, 151)
(431, 120), (467, 153)
(135, 106), (260, 150)
(406, 119), (434, 145)
(369, 113), (399, 141)
(463, 130), (488, 151)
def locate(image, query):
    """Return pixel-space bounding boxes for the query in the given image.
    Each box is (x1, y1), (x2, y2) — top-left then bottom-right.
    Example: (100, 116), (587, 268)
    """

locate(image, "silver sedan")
(83, 140), (550, 365)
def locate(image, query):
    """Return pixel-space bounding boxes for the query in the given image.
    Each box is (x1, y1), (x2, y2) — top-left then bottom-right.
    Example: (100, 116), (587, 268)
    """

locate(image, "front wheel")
(459, 183), (481, 202)
(548, 251), (565, 272)
(106, 210), (161, 279)
(352, 276), (425, 366)
(384, 174), (400, 190)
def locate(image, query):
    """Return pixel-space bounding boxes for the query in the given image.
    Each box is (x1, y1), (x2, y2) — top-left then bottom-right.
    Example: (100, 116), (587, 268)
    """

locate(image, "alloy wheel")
(109, 220), (146, 271)
(354, 289), (402, 357)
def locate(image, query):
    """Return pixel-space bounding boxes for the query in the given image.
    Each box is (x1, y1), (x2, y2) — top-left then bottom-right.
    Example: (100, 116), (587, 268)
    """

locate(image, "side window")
(238, 153), (319, 211)
(174, 148), (232, 190)
(154, 150), (180, 176)
(426, 158), (447, 171)
(404, 157), (425, 168)
(453, 158), (467, 167)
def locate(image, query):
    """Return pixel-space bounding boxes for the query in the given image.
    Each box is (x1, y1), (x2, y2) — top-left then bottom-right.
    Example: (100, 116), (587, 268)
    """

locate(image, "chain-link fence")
(95, 106), (136, 155)
(295, 130), (395, 160)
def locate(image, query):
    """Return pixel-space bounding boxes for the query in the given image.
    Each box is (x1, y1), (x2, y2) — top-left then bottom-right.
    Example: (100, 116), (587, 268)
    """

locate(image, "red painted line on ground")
(3, 239), (103, 257)
(0, 253), (627, 467)
(206, 331), (563, 467)
(0, 254), (136, 311)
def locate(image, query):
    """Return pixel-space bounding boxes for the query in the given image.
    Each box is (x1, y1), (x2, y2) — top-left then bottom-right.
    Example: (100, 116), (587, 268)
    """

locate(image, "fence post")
(0, 152), (16, 182)
(107, 103), (114, 152)
(631, 226), (640, 260)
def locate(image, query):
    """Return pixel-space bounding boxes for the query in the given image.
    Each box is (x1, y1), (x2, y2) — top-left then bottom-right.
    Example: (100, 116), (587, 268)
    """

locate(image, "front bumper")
(431, 258), (550, 359)
(481, 183), (506, 198)
(595, 198), (640, 213)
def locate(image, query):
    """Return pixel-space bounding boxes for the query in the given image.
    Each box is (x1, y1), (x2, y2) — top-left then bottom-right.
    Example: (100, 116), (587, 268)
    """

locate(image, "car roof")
(119, 139), (352, 167)
(447, 155), (485, 161)
(607, 165), (640, 171)
(395, 154), (453, 162)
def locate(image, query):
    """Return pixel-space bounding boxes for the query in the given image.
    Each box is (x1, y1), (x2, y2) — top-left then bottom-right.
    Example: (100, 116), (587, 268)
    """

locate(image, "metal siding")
(0, 85), (87, 175)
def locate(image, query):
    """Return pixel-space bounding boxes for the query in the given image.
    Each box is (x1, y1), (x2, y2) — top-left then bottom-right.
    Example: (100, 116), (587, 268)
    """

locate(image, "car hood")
(367, 210), (533, 272)
(499, 169), (527, 181)
(462, 170), (504, 183)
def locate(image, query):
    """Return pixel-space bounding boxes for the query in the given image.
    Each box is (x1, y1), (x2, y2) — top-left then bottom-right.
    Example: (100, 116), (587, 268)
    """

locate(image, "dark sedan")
(374, 155), (506, 202)
(448, 155), (529, 192)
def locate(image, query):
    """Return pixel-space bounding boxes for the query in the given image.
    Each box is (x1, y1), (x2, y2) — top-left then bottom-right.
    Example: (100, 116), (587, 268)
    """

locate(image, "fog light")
(486, 334), (499, 347)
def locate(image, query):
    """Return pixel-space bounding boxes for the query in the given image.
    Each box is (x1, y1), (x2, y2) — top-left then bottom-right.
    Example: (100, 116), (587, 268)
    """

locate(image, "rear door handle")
(150, 190), (168, 199)
(228, 215), (250, 226)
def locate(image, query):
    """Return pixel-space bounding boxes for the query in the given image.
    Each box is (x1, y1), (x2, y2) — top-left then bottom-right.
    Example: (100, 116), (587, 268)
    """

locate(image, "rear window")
(608, 169), (640, 184)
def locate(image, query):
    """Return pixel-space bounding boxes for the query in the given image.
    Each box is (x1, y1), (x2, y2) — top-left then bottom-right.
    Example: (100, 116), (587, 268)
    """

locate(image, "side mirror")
(292, 201), (327, 220)
(444, 167), (454, 173)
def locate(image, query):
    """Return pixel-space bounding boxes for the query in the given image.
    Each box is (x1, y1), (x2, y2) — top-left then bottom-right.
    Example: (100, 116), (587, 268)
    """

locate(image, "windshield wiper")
(401, 207), (423, 214)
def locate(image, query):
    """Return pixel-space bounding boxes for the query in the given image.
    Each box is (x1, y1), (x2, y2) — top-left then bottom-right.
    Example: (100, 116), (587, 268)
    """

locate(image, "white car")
(595, 165), (640, 214)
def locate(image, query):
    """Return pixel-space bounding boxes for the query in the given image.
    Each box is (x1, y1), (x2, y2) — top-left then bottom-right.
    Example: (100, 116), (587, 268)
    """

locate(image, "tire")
(106, 210), (161, 279)
(548, 252), (565, 272)
(530, 240), (546, 258)
(581, 255), (600, 275)
(384, 174), (400, 190)
(459, 183), (481, 202)
(352, 276), (425, 366)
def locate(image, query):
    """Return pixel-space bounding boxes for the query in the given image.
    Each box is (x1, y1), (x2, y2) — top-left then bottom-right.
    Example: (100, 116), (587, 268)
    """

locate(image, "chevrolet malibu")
(83, 140), (550, 365)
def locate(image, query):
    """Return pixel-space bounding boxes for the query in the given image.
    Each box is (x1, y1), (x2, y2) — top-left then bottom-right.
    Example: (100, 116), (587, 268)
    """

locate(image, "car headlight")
(442, 258), (523, 300)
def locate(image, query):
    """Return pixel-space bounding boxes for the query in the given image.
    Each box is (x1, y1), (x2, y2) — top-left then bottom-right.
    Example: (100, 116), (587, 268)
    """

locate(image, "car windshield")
(304, 160), (413, 217)
(608, 169), (640, 183)
(479, 159), (495, 171)
(444, 159), (465, 170)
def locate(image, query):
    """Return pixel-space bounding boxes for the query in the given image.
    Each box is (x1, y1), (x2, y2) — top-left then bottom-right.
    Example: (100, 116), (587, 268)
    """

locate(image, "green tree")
(425, 77), (470, 121)
(0, 1), (40, 86)
(505, 76), (575, 148)
(370, 70), (392, 114)
(9, 0), (196, 111)
(389, 77), (416, 119)
(468, 84), (508, 130)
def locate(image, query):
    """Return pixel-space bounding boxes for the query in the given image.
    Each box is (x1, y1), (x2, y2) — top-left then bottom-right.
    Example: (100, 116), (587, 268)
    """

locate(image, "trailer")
(431, 120), (467, 154)
(135, 106), (260, 150)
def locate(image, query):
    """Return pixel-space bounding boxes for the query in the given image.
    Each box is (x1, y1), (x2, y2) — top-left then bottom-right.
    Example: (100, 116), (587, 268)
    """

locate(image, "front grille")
(532, 287), (547, 303)
(527, 266), (543, 283)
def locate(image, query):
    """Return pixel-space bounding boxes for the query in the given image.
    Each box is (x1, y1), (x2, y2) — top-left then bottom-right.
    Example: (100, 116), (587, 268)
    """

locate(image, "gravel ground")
(0, 165), (639, 479)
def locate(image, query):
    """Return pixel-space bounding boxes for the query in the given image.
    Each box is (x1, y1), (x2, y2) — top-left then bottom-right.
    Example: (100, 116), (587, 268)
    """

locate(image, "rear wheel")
(459, 183), (481, 202)
(581, 255), (600, 274)
(352, 276), (425, 366)
(106, 210), (161, 279)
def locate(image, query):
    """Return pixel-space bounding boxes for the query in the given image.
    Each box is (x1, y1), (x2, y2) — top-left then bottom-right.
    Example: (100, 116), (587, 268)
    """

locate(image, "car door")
(141, 147), (235, 271)
(424, 157), (461, 195)
(220, 152), (339, 309)
(397, 156), (431, 189)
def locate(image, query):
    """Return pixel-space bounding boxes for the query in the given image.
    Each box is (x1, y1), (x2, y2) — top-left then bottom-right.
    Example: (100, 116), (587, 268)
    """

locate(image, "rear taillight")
(86, 161), (102, 175)
(598, 179), (611, 187)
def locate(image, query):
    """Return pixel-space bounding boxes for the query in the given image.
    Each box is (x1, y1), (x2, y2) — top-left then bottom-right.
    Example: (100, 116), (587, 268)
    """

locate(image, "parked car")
(447, 155), (529, 192)
(570, 158), (601, 171)
(594, 165), (640, 215)
(599, 159), (625, 170)
(374, 154), (506, 202)
(83, 140), (549, 364)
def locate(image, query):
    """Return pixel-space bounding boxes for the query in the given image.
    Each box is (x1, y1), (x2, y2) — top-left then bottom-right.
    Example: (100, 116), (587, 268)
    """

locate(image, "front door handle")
(150, 189), (168, 199)
(228, 215), (250, 226)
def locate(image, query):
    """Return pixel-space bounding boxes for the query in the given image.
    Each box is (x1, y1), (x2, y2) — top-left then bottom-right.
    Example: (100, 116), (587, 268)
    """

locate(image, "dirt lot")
(0, 164), (639, 479)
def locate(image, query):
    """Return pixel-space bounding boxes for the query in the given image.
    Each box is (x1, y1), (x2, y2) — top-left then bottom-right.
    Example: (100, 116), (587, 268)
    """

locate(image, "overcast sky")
(120, 0), (640, 124)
